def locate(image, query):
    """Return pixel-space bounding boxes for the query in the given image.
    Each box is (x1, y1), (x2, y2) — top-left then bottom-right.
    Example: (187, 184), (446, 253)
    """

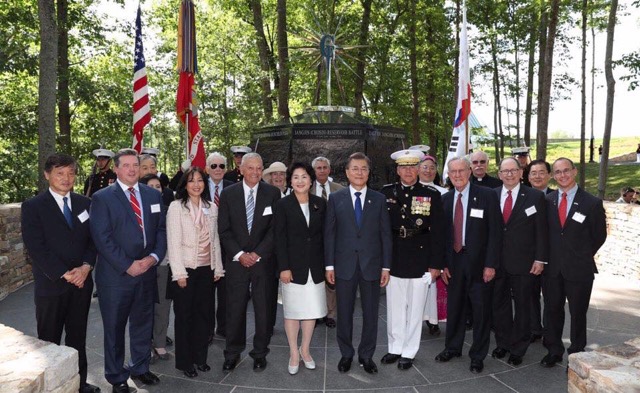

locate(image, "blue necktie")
(354, 191), (363, 228)
(246, 189), (255, 233)
(62, 196), (73, 228)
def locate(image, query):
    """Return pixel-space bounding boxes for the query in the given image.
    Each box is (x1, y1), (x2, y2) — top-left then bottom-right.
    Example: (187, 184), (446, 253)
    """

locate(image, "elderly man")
(139, 154), (174, 207)
(541, 158), (607, 368)
(310, 156), (344, 328)
(218, 153), (281, 372)
(380, 149), (444, 370)
(470, 151), (502, 189)
(22, 154), (100, 393)
(84, 148), (117, 197)
(205, 152), (233, 341)
(491, 157), (548, 366)
(90, 148), (167, 392)
(435, 157), (502, 374)
(141, 147), (170, 188)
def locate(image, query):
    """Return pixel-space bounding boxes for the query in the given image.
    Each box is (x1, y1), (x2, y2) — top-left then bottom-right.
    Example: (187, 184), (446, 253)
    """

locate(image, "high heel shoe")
(288, 357), (299, 375)
(300, 347), (316, 370)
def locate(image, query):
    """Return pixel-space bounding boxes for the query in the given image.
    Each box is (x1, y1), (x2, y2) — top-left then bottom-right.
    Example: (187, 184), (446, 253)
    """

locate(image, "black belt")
(393, 227), (428, 238)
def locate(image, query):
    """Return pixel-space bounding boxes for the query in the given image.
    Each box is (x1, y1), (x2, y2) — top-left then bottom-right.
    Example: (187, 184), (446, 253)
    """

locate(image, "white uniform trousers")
(386, 275), (428, 359)
(422, 282), (438, 324)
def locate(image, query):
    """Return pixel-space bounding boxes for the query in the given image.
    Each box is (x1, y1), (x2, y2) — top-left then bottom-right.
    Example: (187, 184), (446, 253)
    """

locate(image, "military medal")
(411, 196), (432, 216)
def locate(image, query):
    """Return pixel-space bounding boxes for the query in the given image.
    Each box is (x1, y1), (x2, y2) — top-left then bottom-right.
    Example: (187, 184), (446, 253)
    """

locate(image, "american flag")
(132, 5), (151, 153)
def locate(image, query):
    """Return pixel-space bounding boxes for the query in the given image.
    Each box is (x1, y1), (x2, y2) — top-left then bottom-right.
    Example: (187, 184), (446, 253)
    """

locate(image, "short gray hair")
(470, 150), (489, 161)
(206, 152), (227, 166)
(241, 152), (263, 166)
(139, 154), (157, 165)
(447, 156), (471, 171)
(312, 156), (331, 168)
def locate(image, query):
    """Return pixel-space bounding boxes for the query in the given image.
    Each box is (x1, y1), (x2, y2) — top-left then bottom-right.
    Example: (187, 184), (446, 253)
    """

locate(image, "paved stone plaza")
(0, 273), (638, 393)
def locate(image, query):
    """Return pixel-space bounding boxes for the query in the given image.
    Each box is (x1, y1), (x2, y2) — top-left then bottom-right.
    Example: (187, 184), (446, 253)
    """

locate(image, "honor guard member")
(141, 147), (171, 188)
(512, 146), (531, 187)
(84, 148), (117, 197)
(380, 149), (445, 370)
(224, 146), (252, 183)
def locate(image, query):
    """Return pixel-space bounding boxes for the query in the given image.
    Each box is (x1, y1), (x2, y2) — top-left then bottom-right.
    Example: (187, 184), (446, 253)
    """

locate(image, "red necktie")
(214, 185), (220, 207)
(558, 192), (568, 228)
(453, 193), (463, 253)
(128, 187), (143, 231)
(503, 190), (513, 224)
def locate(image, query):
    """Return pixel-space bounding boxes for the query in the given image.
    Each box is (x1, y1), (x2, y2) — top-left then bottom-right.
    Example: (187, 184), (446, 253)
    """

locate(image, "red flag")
(132, 5), (150, 153)
(176, 72), (205, 168)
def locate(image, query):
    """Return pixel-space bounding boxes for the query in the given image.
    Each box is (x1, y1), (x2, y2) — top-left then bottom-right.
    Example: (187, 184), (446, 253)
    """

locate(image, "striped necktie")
(246, 188), (255, 233)
(128, 187), (143, 231)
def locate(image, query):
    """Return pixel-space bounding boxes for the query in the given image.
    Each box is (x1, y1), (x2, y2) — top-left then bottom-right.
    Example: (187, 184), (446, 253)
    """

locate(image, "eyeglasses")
(348, 167), (369, 173)
(528, 171), (548, 177)
(210, 164), (226, 170)
(471, 160), (487, 165)
(499, 169), (520, 175)
(554, 168), (573, 176)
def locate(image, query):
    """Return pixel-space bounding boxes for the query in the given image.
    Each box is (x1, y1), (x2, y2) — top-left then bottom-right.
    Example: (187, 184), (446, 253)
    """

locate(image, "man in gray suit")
(324, 152), (392, 374)
(310, 156), (344, 328)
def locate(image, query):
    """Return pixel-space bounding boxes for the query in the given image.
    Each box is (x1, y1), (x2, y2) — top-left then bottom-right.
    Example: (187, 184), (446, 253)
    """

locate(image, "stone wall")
(596, 202), (640, 281)
(568, 338), (640, 393)
(0, 203), (32, 301)
(0, 324), (79, 393)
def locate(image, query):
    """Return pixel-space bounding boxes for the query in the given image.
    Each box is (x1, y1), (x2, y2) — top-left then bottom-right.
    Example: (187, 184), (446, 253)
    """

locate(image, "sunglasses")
(210, 164), (226, 170)
(471, 160), (487, 165)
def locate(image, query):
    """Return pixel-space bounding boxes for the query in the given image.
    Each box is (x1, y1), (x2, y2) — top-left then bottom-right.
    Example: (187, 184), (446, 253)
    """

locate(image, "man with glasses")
(435, 157), (502, 374)
(205, 152), (233, 342)
(224, 146), (252, 183)
(540, 158), (607, 368)
(490, 157), (548, 366)
(324, 152), (392, 374)
(470, 151), (502, 189)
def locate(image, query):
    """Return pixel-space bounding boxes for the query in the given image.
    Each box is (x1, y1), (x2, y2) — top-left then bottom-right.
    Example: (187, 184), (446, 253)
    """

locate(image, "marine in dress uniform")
(380, 149), (445, 370)
(141, 147), (171, 188)
(512, 146), (531, 187)
(223, 146), (252, 183)
(84, 148), (117, 197)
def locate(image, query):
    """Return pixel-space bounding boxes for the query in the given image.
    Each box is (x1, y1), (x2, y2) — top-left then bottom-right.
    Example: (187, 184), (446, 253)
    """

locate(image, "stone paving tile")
(414, 375), (516, 393)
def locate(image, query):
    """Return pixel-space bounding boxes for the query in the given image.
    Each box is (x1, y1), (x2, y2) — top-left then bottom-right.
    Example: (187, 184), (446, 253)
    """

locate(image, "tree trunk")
(276, 0), (289, 120)
(408, 0), (420, 144)
(524, 10), (538, 148)
(536, 0), (560, 161)
(491, 37), (504, 164)
(597, 0), (617, 199)
(579, 0), (587, 187)
(249, 0), (273, 123)
(38, 0), (58, 192)
(589, 21), (596, 162)
(57, 0), (70, 155)
(514, 41), (521, 146)
(354, 0), (372, 114)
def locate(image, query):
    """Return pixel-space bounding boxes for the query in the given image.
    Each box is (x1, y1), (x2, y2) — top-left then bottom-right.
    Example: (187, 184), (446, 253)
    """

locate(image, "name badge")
(572, 212), (586, 223)
(78, 210), (89, 223)
(151, 204), (161, 213)
(263, 206), (273, 216)
(525, 206), (537, 216)
(202, 207), (210, 215)
(470, 208), (484, 219)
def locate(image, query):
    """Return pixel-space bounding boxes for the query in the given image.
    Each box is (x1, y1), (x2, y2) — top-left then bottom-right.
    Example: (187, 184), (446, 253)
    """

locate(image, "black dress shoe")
(338, 357), (352, 373)
(131, 371), (160, 385)
(253, 357), (267, 372)
(530, 333), (543, 343)
(426, 322), (441, 336)
(491, 347), (509, 359)
(223, 358), (238, 372)
(325, 317), (336, 328)
(183, 368), (198, 378)
(397, 357), (413, 370)
(359, 357), (378, 374)
(540, 353), (563, 368)
(316, 317), (326, 325)
(470, 359), (484, 373)
(165, 336), (173, 346)
(465, 321), (473, 330)
(435, 350), (461, 362)
(507, 354), (523, 366)
(111, 383), (130, 393)
(381, 353), (401, 364)
(197, 363), (211, 372)
(80, 383), (101, 393)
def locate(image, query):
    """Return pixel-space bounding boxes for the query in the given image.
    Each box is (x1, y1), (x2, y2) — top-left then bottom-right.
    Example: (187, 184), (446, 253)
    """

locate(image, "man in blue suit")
(90, 148), (167, 393)
(324, 152), (392, 374)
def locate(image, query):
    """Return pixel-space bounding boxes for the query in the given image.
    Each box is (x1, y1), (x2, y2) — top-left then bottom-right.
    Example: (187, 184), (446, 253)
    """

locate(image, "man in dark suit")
(435, 156), (502, 374)
(218, 152), (281, 372)
(310, 156), (344, 328)
(527, 159), (554, 342)
(205, 152), (234, 342)
(540, 158), (607, 368)
(469, 151), (503, 189)
(491, 157), (548, 366)
(90, 148), (167, 393)
(22, 154), (100, 393)
(324, 152), (392, 374)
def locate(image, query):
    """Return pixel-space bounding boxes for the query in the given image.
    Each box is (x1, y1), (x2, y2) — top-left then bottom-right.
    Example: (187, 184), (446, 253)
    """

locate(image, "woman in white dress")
(274, 162), (327, 375)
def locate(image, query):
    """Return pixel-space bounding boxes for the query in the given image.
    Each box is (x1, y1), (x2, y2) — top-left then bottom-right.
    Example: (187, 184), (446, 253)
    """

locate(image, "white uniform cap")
(231, 146), (252, 154)
(409, 144), (431, 154)
(92, 149), (114, 159)
(390, 149), (424, 166)
(141, 147), (160, 156)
